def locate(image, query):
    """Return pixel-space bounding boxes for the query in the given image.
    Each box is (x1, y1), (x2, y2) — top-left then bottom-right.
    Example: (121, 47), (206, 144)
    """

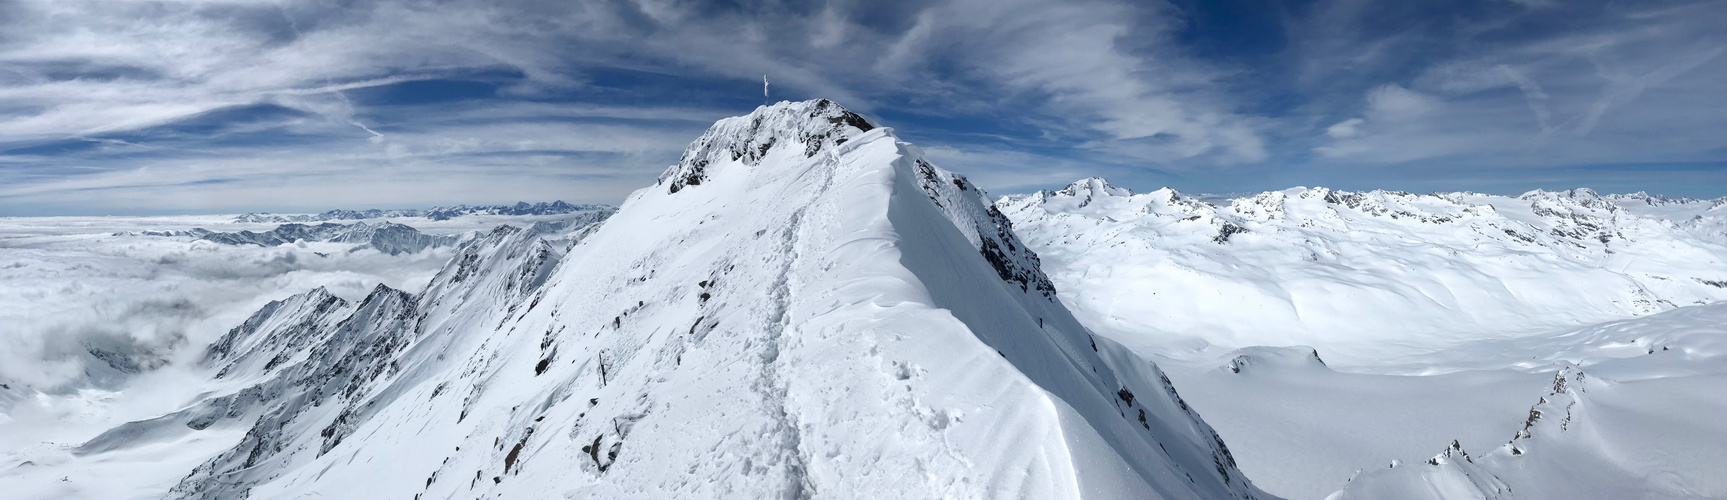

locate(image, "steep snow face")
(200, 287), (352, 380)
(997, 179), (1727, 364)
(49, 100), (1272, 500)
(522, 207), (615, 244)
(0, 224), (561, 500)
(156, 225), (562, 500)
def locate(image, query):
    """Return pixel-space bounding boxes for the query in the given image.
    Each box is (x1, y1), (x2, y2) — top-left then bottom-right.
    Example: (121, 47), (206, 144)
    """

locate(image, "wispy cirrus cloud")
(0, 0), (1277, 213)
(1302, 0), (1727, 174)
(1, 0), (1725, 214)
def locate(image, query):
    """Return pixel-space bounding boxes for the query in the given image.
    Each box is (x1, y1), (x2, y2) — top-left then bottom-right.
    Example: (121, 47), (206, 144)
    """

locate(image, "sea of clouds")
(0, 215), (459, 444)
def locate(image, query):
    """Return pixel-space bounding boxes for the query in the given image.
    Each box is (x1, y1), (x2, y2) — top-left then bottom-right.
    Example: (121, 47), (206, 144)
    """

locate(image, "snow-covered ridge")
(163, 225), (562, 499)
(905, 157), (1058, 299)
(25, 100), (1272, 499)
(233, 201), (613, 223)
(662, 99), (1056, 299)
(997, 178), (1727, 361)
(628, 100), (1260, 497)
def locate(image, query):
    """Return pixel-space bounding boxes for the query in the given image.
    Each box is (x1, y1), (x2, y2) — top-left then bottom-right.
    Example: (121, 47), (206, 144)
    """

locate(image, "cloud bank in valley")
(0, 219), (454, 393)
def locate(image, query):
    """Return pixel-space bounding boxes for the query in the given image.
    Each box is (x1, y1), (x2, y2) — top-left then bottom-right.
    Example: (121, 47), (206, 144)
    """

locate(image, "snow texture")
(997, 177), (1727, 365)
(1328, 303), (1727, 500)
(7, 100), (1271, 500)
(1001, 177), (1727, 499)
(10, 102), (1727, 500)
(0, 211), (611, 499)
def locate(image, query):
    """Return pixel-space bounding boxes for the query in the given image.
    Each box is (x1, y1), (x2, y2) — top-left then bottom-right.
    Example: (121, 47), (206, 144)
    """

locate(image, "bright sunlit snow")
(4, 101), (1724, 500)
(998, 177), (1727, 499)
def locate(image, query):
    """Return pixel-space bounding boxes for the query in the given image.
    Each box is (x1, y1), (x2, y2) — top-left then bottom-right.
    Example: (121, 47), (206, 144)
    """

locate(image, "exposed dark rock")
(661, 99), (877, 194)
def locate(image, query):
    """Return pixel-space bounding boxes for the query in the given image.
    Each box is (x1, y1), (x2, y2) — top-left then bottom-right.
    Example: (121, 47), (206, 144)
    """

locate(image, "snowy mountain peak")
(1229, 190), (1288, 222)
(1607, 191), (1680, 206)
(201, 285), (350, 377)
(660, 98), (875, 194)
(81, 104), (1279, 499)
(1519, 187), (1618, 213)
(419, 224), (562, 316)
(1058, 176), (1134, 198)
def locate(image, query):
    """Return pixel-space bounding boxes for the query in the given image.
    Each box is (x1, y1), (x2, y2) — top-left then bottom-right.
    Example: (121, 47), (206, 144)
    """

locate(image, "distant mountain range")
(135, 222), (460, 255)
(996, 177), (1727, 351)
(134, 208), (617, 255)
(232, 201), (611, 223)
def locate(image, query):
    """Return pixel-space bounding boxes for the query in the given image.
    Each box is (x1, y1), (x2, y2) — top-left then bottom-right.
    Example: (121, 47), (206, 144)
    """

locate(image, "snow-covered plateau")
(1001, 177), (1727, 499)
(2, 100), (1723, 500)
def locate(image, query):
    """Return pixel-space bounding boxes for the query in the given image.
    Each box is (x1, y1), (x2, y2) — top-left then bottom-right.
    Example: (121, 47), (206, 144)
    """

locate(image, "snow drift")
(1327, 301), (1727, 500)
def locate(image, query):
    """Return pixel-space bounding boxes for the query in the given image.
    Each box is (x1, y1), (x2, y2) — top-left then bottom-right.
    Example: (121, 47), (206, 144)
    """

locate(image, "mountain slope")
(42, 101), (1270, 499)
(269, 98), (1265, 499)
(997, 178), (1727, 364)
(159, 225), (561, 499)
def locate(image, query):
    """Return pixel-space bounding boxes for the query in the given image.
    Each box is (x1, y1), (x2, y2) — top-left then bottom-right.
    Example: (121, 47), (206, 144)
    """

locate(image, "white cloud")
(909, 0), (1269, 163)
(1326, 118), (1365, 138)
(1574, 44), (1724, 137)
(0, 0), (1277, 216)
(0, 222), (454, 391)
(1304, 0), (1727, 168)
(3, 0), (1724, 210)
(1365, 84), (1438, 119)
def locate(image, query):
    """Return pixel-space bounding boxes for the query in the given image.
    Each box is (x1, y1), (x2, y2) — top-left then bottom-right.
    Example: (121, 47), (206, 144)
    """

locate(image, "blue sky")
(0, 0), (1723, 215)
